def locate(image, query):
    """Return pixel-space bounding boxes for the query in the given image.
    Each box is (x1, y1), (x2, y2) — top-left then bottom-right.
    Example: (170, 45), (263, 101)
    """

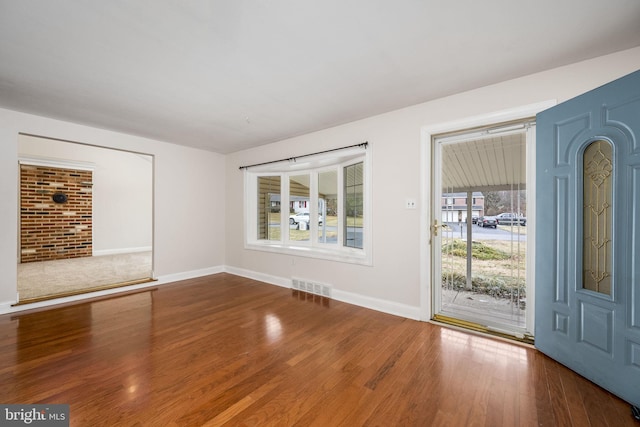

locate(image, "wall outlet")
(405, 198), (416, 209)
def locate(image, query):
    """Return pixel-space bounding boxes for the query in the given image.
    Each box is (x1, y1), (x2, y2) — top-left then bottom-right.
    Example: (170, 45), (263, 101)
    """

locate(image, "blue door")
(536, 70), (640, 408)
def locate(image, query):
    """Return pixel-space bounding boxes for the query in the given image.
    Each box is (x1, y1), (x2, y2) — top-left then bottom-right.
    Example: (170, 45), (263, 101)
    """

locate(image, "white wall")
(0, 109), (227, 309)
(19, 135), (153, 254)
(225, 47), (640, 319)
(1, 47), (638, 316)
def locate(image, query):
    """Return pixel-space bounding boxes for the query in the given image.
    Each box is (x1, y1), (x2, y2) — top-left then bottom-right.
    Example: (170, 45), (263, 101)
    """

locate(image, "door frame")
(419, 100), (556, 324)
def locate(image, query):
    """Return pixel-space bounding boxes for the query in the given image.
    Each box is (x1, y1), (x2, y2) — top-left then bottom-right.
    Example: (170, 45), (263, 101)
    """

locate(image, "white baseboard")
(332, 289), (421, 320)
(0, 301), (14, 313)
(2, 264), (421, 321)
(93, 246), (152, 256)
(223, 266), (291, 288)
(0, 280), (161, 315)
(0, 265), (224, 315)
(155, 266), (225, 285)
(223, 266), (421, 320)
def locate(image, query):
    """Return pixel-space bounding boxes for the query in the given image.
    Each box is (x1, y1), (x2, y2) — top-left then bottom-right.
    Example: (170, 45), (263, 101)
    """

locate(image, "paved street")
(443, 222), (527, 241)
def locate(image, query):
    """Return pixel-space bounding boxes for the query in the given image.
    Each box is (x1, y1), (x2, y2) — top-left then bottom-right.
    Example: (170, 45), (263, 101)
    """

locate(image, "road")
(443, 222), (527, 241)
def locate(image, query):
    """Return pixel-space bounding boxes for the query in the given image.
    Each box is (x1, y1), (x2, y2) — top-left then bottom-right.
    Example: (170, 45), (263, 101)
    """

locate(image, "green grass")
(440, 238), (526, 302)
(442, 240), (511, 260)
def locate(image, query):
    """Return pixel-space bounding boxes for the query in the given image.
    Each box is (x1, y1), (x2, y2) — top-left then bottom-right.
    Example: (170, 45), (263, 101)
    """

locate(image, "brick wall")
(20, 164), (93, 263)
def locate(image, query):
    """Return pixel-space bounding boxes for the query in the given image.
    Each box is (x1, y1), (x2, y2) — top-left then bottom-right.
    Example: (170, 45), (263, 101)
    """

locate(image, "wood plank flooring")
(0, 273), (636, 426)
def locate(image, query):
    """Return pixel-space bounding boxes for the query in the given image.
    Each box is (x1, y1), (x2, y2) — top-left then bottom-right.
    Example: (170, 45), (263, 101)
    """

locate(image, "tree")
(483, 190), (527, 216)
(483, 191), (502, 215)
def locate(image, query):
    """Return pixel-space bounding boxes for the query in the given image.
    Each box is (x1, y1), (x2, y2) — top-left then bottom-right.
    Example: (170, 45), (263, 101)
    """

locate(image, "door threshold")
(13, 278), (157, 306)
(432, 314), (534, 345)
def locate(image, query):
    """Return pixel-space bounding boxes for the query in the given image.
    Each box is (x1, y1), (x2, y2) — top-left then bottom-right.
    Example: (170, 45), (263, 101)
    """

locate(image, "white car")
(289, 212), (323, 225)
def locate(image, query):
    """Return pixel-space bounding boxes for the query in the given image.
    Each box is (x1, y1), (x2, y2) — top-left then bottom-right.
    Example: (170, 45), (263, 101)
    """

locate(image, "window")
(244, 147), (370, 265)
(257, 176), (281, 241)
(289, 174), (310, 241)
(318, 170), (338, 245)
(344, 162), (363, 248)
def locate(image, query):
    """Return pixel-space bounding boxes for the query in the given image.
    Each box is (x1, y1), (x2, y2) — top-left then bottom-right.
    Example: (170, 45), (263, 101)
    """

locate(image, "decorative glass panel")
(583, 140), (613, 295)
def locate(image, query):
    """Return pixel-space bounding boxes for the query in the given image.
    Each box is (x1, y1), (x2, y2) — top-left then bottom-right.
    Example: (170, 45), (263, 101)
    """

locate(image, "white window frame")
(244, 146), (372, 265)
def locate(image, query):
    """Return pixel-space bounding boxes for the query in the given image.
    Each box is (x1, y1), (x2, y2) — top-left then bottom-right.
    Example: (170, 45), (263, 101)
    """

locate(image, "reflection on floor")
(2, 274), (634, 425)
(17, 251), (153, 302)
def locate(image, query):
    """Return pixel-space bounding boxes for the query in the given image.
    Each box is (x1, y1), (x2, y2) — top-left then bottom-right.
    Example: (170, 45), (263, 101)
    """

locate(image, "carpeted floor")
(17, 251), (153, 301)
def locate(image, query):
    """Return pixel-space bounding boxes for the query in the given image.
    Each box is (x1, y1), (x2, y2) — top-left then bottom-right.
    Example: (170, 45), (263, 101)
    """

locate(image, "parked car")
(495, 212), (526, 226)
(477, 216), (497, 228)
(289, 212), (323, 225)
(464, 215), (479, 224)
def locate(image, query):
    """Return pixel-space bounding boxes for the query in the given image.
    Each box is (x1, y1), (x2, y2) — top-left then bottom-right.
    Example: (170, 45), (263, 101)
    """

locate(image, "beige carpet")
(18, 251), (153, 301)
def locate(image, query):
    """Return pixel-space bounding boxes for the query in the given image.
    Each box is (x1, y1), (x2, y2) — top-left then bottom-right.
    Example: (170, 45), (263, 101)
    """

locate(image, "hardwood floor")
(0, 273), (636, 426)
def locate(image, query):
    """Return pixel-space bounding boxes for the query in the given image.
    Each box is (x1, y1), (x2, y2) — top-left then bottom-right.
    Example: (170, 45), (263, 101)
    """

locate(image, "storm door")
(432, 121), (535, 341)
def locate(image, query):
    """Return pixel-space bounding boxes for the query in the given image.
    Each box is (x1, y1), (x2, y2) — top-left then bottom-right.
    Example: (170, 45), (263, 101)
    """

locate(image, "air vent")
(291, 277), (332, 298)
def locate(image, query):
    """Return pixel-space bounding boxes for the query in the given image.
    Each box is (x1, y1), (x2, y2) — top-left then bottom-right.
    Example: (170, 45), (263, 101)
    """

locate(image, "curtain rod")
(238, 141), (368, 170)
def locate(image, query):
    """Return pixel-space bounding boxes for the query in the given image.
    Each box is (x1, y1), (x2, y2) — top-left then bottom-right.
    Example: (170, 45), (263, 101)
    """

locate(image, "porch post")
(466, 191), (473, 290)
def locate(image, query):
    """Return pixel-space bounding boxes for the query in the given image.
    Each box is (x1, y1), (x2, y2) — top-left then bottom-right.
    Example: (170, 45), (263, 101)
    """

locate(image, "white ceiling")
(442, 132), (526, 193)
(1, 1), (639, 154)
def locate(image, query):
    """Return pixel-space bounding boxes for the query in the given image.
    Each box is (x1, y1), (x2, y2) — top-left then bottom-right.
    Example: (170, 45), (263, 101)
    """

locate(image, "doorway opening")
(431, 120), (536, 342)
(17, 134), (154, 304)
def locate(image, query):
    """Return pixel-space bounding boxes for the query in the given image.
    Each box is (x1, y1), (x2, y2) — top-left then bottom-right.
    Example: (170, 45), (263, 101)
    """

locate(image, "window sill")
(245, 242), (372, 266)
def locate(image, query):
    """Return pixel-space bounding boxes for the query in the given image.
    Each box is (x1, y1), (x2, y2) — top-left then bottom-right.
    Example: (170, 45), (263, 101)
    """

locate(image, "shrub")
(442, 240), (511, 260)
(442, 272), (526, 300)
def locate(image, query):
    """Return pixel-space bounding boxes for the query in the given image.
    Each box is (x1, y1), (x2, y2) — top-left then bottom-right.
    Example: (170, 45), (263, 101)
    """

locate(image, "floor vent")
(292, 277), (332, 298)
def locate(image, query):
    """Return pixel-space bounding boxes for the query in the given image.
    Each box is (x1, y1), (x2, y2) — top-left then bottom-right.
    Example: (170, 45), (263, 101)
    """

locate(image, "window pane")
(257, 176), (281, 240)
(583, 140), (613, 295)
(318, 170), (338, 244)
(344, 162), (363, 248)
(289, 174), (310, 241)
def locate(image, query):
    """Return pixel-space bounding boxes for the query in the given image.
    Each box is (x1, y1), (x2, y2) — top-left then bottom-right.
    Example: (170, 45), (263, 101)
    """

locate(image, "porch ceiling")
(442, 132), (527, 193)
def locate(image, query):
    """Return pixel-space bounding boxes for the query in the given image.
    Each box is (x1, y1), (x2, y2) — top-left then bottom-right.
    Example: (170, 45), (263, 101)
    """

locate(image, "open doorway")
(431, 120), (536, 342)
(17, 134), (154, 303)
